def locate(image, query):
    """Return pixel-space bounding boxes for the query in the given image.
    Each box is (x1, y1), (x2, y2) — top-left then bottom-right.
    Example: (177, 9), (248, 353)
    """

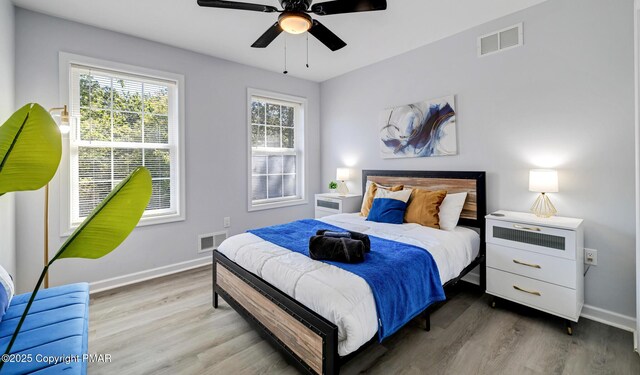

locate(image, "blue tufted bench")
(0, 283), (90, 375)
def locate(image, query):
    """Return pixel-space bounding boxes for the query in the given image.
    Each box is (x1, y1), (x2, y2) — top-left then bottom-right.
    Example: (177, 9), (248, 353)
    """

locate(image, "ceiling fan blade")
(308, 20), (346, 51)
(197, 0), (279, 13)
(310, 0), (386, 15)
(251, 22), (284, 48)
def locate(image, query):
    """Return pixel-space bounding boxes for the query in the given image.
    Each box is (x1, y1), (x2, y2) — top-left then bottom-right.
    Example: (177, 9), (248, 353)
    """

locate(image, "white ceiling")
(12, 0), (547, 82)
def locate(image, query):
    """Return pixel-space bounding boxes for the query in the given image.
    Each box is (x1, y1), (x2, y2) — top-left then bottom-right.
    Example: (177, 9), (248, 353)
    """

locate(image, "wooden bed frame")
(213, 170), (486, 375)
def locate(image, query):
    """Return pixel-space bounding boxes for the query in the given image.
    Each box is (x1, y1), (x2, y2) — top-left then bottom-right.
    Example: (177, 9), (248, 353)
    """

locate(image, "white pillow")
(439, 192), (468, 231)
(374, 187), (412, 202)
(0, 264), (15, 312)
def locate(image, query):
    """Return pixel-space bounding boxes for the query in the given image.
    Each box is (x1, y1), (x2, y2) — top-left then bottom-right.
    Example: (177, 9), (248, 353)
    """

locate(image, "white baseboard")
(88, 259), (638, 340)
(89, 256), (211, 294)
(581, 304), (637, 333)
(462, 271), (636, 335)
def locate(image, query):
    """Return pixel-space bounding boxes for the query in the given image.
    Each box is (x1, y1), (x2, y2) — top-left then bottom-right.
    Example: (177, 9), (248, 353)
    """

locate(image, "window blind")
(69, 65), (178, 223)
(250, 96), (301, 204)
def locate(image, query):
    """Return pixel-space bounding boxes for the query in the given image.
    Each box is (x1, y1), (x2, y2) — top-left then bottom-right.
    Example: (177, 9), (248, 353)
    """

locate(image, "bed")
(213, 170), (486, 375)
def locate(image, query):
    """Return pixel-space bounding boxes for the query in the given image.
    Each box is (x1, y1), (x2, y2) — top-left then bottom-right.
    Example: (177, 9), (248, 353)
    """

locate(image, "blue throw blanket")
(248, 219), (446, 341)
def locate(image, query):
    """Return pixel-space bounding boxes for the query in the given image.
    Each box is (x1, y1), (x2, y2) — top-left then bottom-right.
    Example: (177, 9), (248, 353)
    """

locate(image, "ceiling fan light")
(278, 12), (312, 35)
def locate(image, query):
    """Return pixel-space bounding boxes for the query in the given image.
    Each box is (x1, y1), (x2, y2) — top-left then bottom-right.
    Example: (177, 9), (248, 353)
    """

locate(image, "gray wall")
(0, 2), (16, 277)
(14, 9), (321, 292)
(320, 0), (636, 317)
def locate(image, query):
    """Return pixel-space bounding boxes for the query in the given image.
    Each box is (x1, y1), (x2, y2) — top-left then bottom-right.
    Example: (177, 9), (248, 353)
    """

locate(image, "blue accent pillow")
(367, 198), (408, 224)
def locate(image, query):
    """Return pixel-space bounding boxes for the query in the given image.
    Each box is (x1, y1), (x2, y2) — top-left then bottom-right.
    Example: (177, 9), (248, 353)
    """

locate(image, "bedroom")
(0, 0), (639, 374)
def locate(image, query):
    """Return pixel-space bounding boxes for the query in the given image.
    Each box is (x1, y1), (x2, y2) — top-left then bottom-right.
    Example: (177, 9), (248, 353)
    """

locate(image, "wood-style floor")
(88, 265), (640, 375)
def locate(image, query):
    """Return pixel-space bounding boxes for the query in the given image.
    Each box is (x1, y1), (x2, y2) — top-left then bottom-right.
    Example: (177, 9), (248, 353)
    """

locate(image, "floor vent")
(198, 231), (228, 253)
(478, 23), (523, 57)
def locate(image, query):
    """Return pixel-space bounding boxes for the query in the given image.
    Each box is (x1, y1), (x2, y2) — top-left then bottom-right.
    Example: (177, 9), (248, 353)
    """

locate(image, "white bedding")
(217, 213), (480, 356)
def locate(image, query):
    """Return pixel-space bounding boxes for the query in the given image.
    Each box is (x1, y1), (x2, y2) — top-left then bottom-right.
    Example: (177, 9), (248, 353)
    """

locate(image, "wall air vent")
(198, 231), (228, 253)
(478, 23), (523, 57)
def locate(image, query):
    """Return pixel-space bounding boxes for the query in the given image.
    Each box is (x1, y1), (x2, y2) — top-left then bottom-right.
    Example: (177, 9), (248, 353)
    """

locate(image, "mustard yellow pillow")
(404, 189), (447, 229)
(360, 182), (404, 216)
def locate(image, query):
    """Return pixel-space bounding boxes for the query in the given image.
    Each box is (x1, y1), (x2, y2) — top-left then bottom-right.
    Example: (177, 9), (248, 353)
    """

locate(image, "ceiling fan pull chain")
(283, 34), (288, 75)
(306, 33), (310, 69)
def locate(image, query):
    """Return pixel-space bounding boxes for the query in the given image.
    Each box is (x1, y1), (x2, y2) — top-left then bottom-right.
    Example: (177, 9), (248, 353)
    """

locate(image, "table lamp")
(529, 169), (558, 218)
(336, 168), (350, 196)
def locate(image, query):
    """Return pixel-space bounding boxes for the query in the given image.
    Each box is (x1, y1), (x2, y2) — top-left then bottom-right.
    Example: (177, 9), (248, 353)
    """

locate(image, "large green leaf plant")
(0, 103), (61, 194)
(0, 104), (152, 369)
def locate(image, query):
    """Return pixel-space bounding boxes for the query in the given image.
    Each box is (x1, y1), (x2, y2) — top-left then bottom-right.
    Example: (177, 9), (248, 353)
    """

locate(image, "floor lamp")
(45, 106), (70, 289)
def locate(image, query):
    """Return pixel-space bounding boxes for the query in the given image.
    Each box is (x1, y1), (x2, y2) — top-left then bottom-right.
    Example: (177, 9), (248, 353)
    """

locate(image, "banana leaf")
(0, 103), (61, 194)
(0, 167), (152, 368)
(53, 166), (152, 261)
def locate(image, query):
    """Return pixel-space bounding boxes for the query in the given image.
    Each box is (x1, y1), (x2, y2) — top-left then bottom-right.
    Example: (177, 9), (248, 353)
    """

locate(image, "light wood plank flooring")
(88, 266), (640, 374)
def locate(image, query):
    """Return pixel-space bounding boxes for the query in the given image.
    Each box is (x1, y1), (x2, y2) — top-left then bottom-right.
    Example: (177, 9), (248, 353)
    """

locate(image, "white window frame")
(58, 52), (186, 236)
(247, 88), (308, 211)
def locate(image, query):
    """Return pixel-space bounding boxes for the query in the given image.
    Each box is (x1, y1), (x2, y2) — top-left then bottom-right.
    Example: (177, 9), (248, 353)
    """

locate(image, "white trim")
(477, 22), (523, 57)
(58, 52), (186, 236)
(89, 257), (210, 294)
(247, 88), (308, 212)
(581, 304), (637, 334)
(86, 257), (638, 336)
(463, 271), (637, 335)
(249, 197), (308, 212)
(634, 0), (640, 353)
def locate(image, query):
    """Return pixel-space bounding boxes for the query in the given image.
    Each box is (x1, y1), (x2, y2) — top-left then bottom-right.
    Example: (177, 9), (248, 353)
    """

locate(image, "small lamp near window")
(529, 169), (558, 218)
(336, 168), (350, 196)
(49, 105), (70, 134)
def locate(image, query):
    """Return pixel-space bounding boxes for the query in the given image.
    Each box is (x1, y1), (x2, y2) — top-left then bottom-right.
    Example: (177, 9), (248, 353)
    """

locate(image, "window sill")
(61, 212), (186, 238)
(248, 198), (308, 212)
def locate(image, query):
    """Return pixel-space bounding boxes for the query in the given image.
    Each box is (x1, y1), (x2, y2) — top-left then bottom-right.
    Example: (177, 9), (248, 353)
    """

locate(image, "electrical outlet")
(584, 248), (597, 266)
(223, 217), (231, 228)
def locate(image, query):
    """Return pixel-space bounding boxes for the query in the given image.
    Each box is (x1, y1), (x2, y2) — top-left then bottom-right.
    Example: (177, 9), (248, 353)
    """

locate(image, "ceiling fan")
(197, 0), (387, 51)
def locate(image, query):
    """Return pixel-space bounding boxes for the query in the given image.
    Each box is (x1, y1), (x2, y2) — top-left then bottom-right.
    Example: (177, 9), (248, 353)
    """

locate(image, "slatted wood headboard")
(362, 170), (486, 230)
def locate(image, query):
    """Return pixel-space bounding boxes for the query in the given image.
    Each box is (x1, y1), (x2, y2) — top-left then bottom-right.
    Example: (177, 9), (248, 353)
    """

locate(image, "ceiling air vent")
(198, 231), (228, 253)
(478, 23), (523, 57)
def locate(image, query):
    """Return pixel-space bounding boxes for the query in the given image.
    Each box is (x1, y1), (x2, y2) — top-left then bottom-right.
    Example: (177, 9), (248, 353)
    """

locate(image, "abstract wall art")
(379, 95), (457, 158)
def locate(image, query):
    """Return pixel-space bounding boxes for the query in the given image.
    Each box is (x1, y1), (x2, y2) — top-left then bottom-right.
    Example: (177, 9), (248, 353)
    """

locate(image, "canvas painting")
(379, 95), (457, 158)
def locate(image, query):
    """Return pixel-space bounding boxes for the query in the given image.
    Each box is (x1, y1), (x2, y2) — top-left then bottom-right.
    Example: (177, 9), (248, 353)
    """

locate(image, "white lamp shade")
(529, 169), (559, 193)
(336, 168), (350, 181)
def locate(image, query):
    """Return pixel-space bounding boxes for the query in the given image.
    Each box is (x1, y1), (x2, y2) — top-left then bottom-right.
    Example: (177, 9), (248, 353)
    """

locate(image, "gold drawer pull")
(513, 285), (541, 296)
(513, 259), (542, 269)
(513, 224), (541, 232)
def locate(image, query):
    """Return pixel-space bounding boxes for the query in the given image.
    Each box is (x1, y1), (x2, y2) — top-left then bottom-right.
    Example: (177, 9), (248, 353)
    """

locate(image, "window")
(63, 54), (185, 231)
(248, 90), (306, 211)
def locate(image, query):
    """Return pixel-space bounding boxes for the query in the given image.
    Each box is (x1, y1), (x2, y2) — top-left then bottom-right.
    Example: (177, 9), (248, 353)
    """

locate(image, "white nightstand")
(314, 193), (362, 218)
(485, 210), (584, 335)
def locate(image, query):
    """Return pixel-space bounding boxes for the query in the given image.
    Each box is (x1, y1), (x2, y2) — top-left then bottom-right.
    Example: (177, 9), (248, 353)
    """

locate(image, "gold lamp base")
(530, 192), (557, 218)
(336, 180), (349, 196)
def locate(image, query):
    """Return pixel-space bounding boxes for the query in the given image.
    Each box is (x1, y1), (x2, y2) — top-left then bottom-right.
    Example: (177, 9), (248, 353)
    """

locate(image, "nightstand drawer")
(314, 194), (362, 219)
(487, 268), (578, 320)
(316, 197), (342, 211)
(487, 244), (576, 288)
(487, 219), (576, 260)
